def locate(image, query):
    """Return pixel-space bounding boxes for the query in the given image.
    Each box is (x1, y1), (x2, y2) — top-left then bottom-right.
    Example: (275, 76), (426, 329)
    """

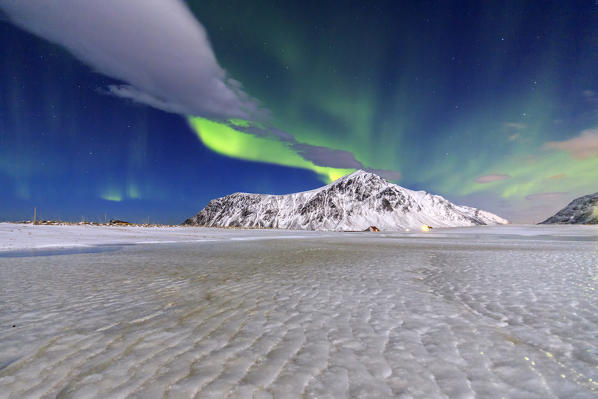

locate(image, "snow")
(1, 223), (597, 397)
(0, 223), (330, 253)
(185, 170), (509, 231)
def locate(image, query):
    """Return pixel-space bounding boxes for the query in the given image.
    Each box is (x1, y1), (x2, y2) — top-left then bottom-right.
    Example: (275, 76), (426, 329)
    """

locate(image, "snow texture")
(184, 170), (508, 231)
(0, 223), (326, 253)
(540, 192), (598, 224)
(0, 224), (597, 398)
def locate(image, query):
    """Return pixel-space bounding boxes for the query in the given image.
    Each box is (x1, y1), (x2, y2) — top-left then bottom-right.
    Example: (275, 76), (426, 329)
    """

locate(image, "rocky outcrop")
(540, 193), (598, 224)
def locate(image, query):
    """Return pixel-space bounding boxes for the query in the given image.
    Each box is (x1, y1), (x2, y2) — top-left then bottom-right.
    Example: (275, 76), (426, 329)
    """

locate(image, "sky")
(1, 0), (597, 224)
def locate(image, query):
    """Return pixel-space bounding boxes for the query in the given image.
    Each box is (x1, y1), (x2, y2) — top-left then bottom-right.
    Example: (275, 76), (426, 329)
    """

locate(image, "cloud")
(293, 144), (364, 169)
(543, 128), (598, 159)
(525, 192), (568, 201)
(1, 0), (402, 182)
(367, 169), (402, 181)
(475, 174), (510, 183)
(0, 0), (261, 120)
(106, 85), (192, 116)
(234, 125), (294, 142)
(292, 144), (402, 180)
(226, 122), (403, 180)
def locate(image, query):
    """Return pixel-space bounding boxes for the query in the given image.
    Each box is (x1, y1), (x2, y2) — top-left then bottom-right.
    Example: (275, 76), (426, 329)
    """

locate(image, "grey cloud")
(293, 143), (402, 181)
(293, 144), (364, 169)
(234, 125), (295, 142)
(0, 0), (262, 120)
(366, 169), (402, 181)
(0, 0), (403, 180)
(232, 123), (403, 180)
(107, 85), (191, 115)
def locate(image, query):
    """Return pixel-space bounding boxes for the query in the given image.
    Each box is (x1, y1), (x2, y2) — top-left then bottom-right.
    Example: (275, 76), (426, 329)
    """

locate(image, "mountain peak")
(331, 169), (388, 187)
(345, 169), (373, 178)
(342, 169), (381, 179)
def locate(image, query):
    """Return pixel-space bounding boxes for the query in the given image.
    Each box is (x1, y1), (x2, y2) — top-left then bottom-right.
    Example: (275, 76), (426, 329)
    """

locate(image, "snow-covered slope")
(540, 192), (598, 225)
(184, 170), (508, 231)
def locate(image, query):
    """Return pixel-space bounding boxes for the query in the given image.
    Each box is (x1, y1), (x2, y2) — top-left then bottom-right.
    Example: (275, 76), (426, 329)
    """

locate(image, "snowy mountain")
(539, 192), (598, 224)
(184, 170), (508, 231)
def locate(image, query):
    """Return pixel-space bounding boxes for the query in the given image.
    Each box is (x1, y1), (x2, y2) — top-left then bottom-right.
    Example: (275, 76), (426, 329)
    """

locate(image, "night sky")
(1, 0), (598, 224)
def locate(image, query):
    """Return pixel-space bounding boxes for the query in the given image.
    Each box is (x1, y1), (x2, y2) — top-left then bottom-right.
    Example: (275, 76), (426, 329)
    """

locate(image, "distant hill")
(540, 193), (598, 224)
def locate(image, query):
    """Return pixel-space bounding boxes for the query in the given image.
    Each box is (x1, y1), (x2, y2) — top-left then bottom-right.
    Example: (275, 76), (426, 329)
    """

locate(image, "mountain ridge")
(184, 170), (508, 231)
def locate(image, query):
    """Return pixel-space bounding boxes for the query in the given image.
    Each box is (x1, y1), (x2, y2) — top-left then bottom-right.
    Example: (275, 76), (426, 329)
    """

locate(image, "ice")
(0, 223), (597, 397)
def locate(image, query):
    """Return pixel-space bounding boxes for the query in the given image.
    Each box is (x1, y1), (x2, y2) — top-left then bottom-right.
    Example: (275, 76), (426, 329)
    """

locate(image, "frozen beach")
(0, 223), (597, 398)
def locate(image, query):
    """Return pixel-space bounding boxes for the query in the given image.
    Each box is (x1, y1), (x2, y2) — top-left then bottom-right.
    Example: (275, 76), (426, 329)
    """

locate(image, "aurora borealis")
(1, 0), (598, 223)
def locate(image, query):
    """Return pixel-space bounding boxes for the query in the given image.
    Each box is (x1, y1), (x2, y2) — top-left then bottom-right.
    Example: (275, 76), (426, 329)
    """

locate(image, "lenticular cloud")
(0, 0), (261, 120)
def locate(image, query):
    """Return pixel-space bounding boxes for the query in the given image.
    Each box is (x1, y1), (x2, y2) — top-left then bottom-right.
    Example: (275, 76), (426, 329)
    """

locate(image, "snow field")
(0, 225), (597, 397)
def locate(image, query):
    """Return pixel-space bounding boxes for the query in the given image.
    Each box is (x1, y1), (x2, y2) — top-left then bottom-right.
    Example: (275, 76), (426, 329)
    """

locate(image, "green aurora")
(188, 117), (354, 183)
(1, 1), (597, 223)
(184, 1), (598, 221)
